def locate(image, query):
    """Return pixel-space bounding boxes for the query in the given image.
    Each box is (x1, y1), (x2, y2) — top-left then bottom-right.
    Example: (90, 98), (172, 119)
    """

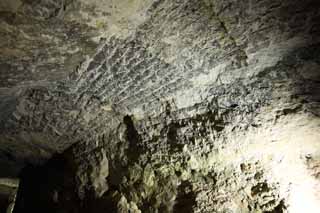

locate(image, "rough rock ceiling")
(0, 0), (320, 212)
(0, 0), (319, 175)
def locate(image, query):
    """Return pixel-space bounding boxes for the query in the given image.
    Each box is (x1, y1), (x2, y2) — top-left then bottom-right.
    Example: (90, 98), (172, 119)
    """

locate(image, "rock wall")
(14, 98), (320, 212)
(1, 0), (320, 212)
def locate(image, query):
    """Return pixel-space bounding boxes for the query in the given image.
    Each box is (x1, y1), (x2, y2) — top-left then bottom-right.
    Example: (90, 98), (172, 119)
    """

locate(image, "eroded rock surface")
(0, 0), (320, 212)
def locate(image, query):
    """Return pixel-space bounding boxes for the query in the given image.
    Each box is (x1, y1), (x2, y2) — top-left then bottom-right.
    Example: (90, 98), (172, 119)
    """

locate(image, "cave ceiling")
(0, 0), (319, 178)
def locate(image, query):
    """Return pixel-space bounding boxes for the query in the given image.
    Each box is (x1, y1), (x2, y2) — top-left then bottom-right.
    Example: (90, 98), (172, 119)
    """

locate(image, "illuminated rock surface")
(0, 0), (319, 212)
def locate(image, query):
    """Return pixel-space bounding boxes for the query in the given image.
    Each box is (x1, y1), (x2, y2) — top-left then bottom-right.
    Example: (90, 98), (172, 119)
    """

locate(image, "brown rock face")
(0, 0), (320, 212)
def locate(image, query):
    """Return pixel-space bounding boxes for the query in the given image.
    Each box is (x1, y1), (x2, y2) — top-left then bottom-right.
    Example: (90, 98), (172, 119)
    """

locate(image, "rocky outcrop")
(14, 99), (320, 212)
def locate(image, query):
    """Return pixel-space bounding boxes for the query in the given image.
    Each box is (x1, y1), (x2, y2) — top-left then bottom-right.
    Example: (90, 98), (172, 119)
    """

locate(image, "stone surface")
(0, 178), (19, 213)
(0, 0), (320, 212)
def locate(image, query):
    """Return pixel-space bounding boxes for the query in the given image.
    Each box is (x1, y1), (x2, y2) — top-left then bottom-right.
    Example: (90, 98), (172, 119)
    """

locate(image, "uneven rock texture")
(0, 0), (320, 212)
(14, 106), (320, 212)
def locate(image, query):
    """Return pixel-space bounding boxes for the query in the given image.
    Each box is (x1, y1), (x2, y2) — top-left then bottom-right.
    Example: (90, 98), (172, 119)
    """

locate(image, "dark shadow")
(173, 181), (197, 213)
(123, 115), (143, 164)
(13, 149), (80, 213)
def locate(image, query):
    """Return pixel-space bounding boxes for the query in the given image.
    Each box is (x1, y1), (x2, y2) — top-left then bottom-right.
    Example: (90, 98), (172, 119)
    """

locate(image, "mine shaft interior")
(0, 0), (320, 212)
